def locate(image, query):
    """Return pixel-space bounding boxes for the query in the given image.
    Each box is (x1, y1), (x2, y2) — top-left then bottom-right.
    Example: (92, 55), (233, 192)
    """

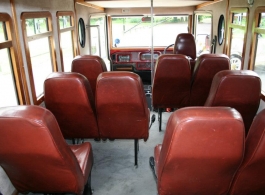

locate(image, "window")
(251, 7), (265, 94)
(111, 15), (189, 47)
(226, 8), (248, 70)
(90, 15), (110, 70)
(194, 12), (212, 56)
(0, 13), (23, 107)
(57, 12), (76, 72)
(21, 12), (56, 104)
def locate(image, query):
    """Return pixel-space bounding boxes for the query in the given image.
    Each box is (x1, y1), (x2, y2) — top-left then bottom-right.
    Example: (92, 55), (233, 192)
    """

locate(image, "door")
(89, 15), (110, 70)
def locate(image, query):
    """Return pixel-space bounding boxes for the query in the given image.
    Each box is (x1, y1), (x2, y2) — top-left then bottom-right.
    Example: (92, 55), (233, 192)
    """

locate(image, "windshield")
(111, 15), (189, 47)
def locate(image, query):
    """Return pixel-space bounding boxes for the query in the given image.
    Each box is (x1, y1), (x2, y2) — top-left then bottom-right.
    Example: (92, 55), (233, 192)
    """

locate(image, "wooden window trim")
(56, 11), (76, 72)
(21, 11), (57, 105)
(60, 26), (75, 33)
(27, 31), (53, 41)
(0, 12), (27, 105)
(0, 40), (13, 48)
(250, 7), (265, 100)
(225, 7), (249, 69)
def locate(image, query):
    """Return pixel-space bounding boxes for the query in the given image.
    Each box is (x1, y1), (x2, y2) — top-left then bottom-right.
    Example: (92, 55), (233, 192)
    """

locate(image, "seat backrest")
(190, 54), (230, 106)
(205, 70), (261, 134)
(0, 106), (85, 194)
(96, 71), (149, 140)
(152, 54), (191, 108)
(157, 107), (244, 195)
(173, 33), (197, 74)
(230, 109), (265, 195)
(44, 72), (99, 139)
(71, 55), (107, 97)
(173, 33), (196, 60)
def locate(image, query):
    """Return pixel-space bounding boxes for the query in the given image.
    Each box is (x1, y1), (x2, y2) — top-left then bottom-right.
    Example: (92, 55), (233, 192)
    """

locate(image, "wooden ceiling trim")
(75, 0), (104, 11)
(196, 0), (223, 9)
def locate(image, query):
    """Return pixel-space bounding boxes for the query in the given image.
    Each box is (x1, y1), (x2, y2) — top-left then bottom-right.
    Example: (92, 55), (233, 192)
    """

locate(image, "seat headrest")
(173, 33), (196, 60)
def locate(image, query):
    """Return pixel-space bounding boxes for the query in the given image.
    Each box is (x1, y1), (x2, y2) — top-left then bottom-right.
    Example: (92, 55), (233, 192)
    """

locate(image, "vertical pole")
(150, 0), (154, 85)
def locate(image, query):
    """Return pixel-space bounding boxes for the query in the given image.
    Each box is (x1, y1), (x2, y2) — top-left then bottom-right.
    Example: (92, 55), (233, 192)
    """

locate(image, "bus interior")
(0, 0), (265, 194)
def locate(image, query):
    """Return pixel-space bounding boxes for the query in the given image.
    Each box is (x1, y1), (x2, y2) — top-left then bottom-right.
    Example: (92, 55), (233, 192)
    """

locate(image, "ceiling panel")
(85, 0), (213, 8)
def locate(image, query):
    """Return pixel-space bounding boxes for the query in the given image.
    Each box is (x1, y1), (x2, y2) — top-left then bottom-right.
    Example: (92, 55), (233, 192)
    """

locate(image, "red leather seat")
(229, 109), (265, 195)
(190, 54), (230, 106)
(0, 105), (93, 195)
(44, 72), (100, 139)
(153, 107), (244, 195)
(96, 71), (149, 166)
(205, 70), (261, 134)
(173, 33), (196, 73)
(152, 54), (191, 131)
(71, 55), (107, 97)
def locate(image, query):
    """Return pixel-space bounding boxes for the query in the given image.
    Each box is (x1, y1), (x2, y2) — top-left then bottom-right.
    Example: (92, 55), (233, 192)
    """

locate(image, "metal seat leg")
(158, 109), (162, 131)
(134, 139), (139, 168)
(83, 171), (93, 195)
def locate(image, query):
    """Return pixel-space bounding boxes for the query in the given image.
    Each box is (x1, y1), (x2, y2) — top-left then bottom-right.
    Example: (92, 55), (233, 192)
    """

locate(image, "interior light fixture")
(247, 0), (254, 7)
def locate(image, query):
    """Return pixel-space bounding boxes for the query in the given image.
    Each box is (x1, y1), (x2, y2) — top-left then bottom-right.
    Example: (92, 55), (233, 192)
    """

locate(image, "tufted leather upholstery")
(152, 54), (191, 109)
(190, 54), (230, 106)
(96, 71), (149, 141)
(71, 55), (107, 97)
(229, 109), (265, 195)
(0, 105), (93, 194)
(44, 72), (100, 139)
(205, 70), (261, 134)
(154, 107), (244, 195)
(173, 33), (196, 73)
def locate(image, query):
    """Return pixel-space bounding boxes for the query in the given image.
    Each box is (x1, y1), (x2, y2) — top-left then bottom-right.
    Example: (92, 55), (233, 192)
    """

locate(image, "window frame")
(225, 7), (249, 70)
(250, 7), (265, 99)
(21, 11), (57, 105)
(109, 15), (191, 49)
(193, 11), (213, 56)
(56, 11), (77, 72)
(0, 13), (26, 105)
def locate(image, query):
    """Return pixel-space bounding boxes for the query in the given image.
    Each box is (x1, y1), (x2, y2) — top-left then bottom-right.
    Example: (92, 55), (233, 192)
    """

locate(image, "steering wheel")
(163, 43), (174, 54)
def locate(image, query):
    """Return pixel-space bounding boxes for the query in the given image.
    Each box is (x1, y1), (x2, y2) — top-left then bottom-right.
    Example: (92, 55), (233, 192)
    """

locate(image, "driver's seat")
(173, 33), (197, 73)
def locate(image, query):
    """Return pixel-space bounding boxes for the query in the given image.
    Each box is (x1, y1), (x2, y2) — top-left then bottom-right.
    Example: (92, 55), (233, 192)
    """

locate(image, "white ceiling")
(85, 0), (213, 8)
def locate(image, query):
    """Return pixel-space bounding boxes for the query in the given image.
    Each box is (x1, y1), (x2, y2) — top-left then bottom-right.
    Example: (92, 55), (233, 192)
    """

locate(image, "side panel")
(75, 4), (103, 55)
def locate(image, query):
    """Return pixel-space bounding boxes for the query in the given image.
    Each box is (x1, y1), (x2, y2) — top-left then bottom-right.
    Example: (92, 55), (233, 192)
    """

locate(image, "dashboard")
(110, 48), (170, 84)
(111, 51), (161, 71)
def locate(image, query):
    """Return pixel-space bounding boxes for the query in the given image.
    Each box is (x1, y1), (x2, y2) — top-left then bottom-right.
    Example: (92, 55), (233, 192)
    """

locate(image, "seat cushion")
(70, 142), (93, 183)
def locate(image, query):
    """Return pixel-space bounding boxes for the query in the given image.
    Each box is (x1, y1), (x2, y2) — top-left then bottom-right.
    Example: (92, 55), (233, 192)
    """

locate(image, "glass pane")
(90, 26), (100, 56)
(232, 13), (247, 26)
(59, 16), (72, 29)
(230, 28), (244, 70)
(28, 37), (53, 97)
(90, 17), (107, 57)
(0, 48), (18, 106)
(60, 31), (74, 72)
(195, 14), (212, 56)
(26, 18), (48, 36)
(111, 16), (188, 47)
(254, 33), (265, 92)
(259, 13), (265, 29)
(0, 22), (6, 42)
(90, 16), (110, 71)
